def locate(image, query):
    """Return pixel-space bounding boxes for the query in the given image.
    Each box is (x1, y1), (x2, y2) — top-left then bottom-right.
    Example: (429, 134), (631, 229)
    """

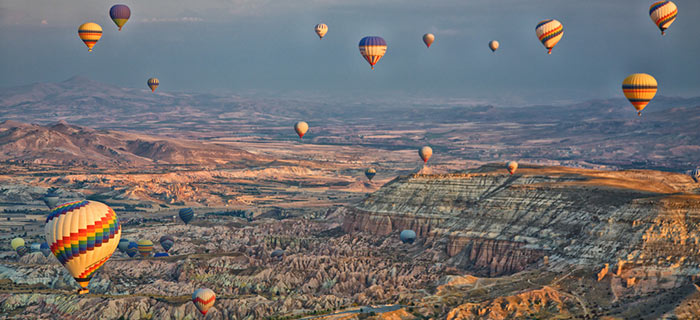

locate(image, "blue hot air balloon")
(159, 235), (175, 252)
(400, 230), (416, 244)
(154, 252), (169, 257)
(126, 241), (139, 257)
(692, 168), (700, 183)
(179, 208), (194, 224)
(40, 242), (51, 257)
(109, 4), (131, 31)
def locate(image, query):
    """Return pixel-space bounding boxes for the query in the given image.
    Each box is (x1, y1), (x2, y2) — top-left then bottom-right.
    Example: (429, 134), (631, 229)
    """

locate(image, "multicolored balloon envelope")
(16, 246), (29, 257)
(179, 208), (194, 224)
(365, 168), (376, 181)
(193, 288), (216, 315)
(294, 121), (308, 139)
(419, 146), (433, 164)
(535, 19), (563, 54)
(315, 24), (328, 39)
(691, 168), (699, 183)
(147, 78), (159, 92)
(358, 36), (387, 69)
(137, 239), (153, 257)
(622, 73), (657, 116)
(507, 161), (518, 175)
(78, 22), (103, 52)
(45, 200), (121, 294)
(109, 4), (131, 31)
(649, 1), (677, 35)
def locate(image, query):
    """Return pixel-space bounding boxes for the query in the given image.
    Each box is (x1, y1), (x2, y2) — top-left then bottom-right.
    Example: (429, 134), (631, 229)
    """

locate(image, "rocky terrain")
(1, 164), (699, 319)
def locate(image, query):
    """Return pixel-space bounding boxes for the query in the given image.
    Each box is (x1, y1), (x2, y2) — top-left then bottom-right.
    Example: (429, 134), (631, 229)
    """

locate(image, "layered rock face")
(343, 164), (700, 277)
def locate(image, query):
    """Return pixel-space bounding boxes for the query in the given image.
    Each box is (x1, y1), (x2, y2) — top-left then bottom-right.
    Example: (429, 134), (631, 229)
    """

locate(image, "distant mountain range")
(0, 120), (266, 167)
(1, 76), (698, 171)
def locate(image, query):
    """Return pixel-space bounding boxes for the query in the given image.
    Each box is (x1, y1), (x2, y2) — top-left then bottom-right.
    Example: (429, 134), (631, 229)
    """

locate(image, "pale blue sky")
(1, 0), (699, 104)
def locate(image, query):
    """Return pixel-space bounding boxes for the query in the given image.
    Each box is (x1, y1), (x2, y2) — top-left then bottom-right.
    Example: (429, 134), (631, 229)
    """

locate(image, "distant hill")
(0, 120), (267, 167)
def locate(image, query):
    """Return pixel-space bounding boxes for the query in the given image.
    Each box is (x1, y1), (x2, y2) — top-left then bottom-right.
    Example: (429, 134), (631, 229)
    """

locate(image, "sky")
(1, 0), (699, 104)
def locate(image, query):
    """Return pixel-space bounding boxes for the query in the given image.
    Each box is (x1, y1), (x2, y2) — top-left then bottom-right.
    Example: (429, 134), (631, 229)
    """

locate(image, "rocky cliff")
(343, 164), (700, 278)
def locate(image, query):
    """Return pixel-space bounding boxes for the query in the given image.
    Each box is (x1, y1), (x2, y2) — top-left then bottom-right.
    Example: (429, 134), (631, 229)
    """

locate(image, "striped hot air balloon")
(691, 168), (699, 183)
(423, 33), (435, 48)
(78, 22), (103, 52)
(419, 146), (432, 164)
(359, 36), (387, 70)
(126, 241), (138, 257)
(294, 121), (308, 139)
(365, 168), (376, 181)
(16, 246), (29, 257)
(137, 239), (153, 257)
(622, 73), (657, 116)
(193, 288), (216, 315)
(489, 40), (500, 52)
(535, 19), (563, 54)
(179, 208), (194, 224)
(45, 200), (121, 294)
(147, 78), (159, 92)
(649, 1), (677, 35)
(314, 24), (328, 39)
(109, 4), (131, 31)
(159, 235), (175, 252)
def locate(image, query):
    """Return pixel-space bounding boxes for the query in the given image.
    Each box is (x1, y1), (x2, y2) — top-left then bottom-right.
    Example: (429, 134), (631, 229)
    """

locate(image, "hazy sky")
(1, 0), (699, 104)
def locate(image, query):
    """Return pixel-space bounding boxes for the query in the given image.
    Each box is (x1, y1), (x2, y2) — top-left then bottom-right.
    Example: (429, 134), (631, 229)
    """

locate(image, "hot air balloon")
(109, 4), (131, 31)
(179, 208), (194, 224)
(365, 168), (377, 181)
(489, 40), (499, 52)
(11, 238), (25, 250)
(43, 189), (60, 210)
(650, 1), (677, 35)
(40, 242), (51, 257)
(154, 252), (169, 257)
(506, 161), (518, 175)
(159, 235), (175, 252)
(423, 33), (435, 48)
(137, 239), (153, 257)
(16, 246), (29, 257)
(271, 249), (285, 259)
(535, 19), (563, 54)
(147, 78), (159, 92)
(359, 36), (387, 70)
(691, 168), (699, 183)
(418, 146), (432, 164)
(622, 73), (657, 116)
(45, 200), (121, 294)
(315, 24), (328, 39)
(294, 121), (309, 139)
(126, 241), (138, 257)
(30, 243), (41, 253)
(118, 239), (130, 253)
(78, 22), (102, 52)
(400, 230), (416, 244)
(193, 288), (216, 315)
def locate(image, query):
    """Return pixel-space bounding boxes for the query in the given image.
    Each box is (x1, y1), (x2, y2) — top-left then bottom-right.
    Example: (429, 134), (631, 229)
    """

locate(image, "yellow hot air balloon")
(535, 19), (563, 54)
(11, 238), (25, 250)
(622, 73), (657, 116)
(78, 22), (103, 52)
(423, 33), (435, 48)
(489, 40), (500, 52)
(315, 24), (328, 39)
(294, 121), (309, 139)
(506, 161), (518, 175)
(147, 78), (159, 92)
(45, 200), (121, 294)
(418, 146), (432, 164)
(649, 1), (678, 35)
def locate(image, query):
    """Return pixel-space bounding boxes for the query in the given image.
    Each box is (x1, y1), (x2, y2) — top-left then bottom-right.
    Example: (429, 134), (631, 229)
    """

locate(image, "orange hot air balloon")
(506, 161), (518, 175)
(294, 121), (308, 139)
(78, 23), (103, 52)
(423, 33), (435, 48)
(622, 73), (657, 116)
